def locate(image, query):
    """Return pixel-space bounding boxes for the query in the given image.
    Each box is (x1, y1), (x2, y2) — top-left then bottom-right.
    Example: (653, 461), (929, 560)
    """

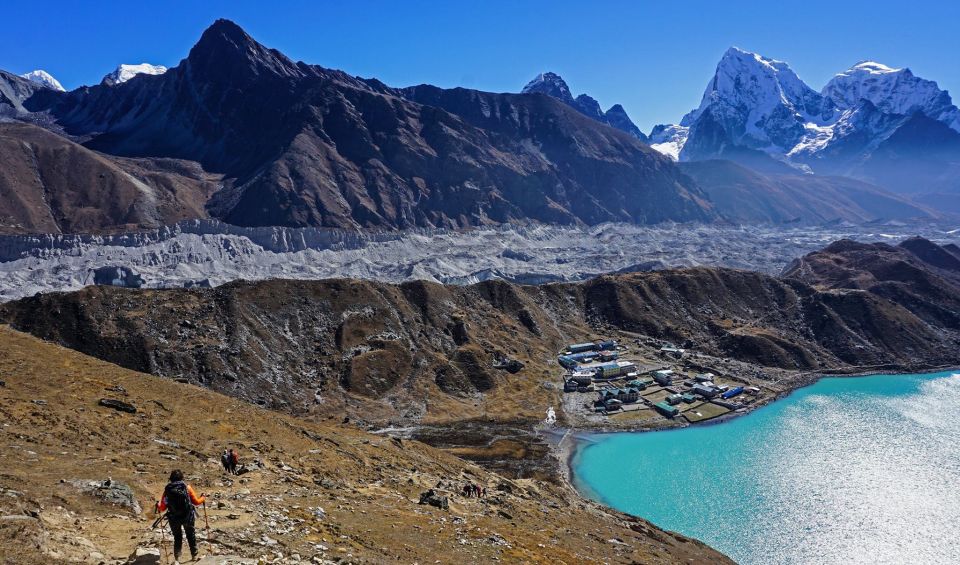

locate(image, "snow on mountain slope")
(648, 124), (689, 160)
(677, 47), (960, 181)
(101, 63), (167, 86)
(679, 47), (835, 159)
(19, 70), (65, 91)
(822, 61), (960, 132)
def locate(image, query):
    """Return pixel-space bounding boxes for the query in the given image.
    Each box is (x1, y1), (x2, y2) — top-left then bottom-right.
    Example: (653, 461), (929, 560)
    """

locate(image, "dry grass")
(0, 326), (729, 564)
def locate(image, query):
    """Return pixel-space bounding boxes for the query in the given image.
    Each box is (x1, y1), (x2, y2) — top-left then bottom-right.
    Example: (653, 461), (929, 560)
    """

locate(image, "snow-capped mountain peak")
(521, 72), (573, 103)
(846, 61), (899, 75)
(101, 63), (168, 86)
(822, 61), (959, 131)
(678, 46), (835, 160)
(19, 70), (65, 91)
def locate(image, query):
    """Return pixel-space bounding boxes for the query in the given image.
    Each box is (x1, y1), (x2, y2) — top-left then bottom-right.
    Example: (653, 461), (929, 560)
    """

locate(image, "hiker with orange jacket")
(156, 469), (206, 562)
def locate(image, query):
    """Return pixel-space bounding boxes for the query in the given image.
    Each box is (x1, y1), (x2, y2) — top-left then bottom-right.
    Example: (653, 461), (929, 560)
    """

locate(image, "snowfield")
(0, 220), (956, 302)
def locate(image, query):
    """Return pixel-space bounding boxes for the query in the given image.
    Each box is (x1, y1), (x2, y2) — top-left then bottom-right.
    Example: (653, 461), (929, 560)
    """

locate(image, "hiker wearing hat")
(156, 469), (206, 562)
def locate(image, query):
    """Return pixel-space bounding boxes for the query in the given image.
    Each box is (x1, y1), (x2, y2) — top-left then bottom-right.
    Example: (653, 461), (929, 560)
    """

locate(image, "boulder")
(417, 489), (449, 510)
(98, 398), (137, 413)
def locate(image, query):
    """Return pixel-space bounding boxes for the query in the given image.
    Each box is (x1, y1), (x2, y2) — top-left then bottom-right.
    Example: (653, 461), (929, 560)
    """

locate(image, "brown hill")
(783, 237), (960, 330)
(0, 325), (728, 564)
(5, 241), (960, 431)
(0, 122), (217, 234)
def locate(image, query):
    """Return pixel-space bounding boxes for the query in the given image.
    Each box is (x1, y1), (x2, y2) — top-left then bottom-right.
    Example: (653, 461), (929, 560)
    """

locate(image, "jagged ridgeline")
(0, 19), (712, 234)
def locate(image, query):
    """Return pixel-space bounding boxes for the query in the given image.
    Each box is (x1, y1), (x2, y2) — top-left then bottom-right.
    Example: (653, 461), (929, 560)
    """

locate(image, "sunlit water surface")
(572, 371), (960, 564)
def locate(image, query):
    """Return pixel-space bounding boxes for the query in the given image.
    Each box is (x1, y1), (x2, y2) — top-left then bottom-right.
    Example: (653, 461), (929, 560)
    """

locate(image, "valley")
(2, 10), (960, 564)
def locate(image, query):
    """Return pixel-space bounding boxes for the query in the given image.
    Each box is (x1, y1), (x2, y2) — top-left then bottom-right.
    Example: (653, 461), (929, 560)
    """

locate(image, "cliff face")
(5, 238), (960, 428)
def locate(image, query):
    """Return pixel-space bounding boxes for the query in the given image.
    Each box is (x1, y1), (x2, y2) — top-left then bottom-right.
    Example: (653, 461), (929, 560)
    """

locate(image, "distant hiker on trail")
(228, 448), (239, 475)
(156, 469), (206, 563)
(220, 450), (230, 473)
(463, 483), (472, 498)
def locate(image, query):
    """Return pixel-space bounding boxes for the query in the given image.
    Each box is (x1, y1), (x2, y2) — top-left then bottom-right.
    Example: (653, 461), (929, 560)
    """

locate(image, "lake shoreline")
(557, 365), (960, 564)
(558, 363), (960, 506)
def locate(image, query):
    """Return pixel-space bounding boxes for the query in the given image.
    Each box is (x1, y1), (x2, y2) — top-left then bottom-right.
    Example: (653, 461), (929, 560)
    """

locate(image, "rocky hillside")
(0, 326), (728, 564)
(0, 122), (218, 234)
(784, 236), (960, 330)
(3, 19), (713, 233)
(5, 239), (960, 430)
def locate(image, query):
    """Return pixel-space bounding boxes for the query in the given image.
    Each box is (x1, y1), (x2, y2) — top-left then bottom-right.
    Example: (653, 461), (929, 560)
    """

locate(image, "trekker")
(220, 450), (230, 473)
(229, 448), (239, 475)
(156, 469), (206, 562)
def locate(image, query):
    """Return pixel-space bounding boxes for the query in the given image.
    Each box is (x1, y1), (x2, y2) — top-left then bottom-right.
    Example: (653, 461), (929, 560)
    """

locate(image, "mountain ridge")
(654, 47), (960, 197)
(0, 19), (715, 232)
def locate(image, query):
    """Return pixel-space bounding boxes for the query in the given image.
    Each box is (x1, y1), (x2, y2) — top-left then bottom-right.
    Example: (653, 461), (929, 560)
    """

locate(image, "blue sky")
(3, 0), (958, 131)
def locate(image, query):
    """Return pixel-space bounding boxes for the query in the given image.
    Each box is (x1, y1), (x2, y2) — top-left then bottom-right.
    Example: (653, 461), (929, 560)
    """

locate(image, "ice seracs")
(101, 63), (168, 86)
(19, 70), (65, 91)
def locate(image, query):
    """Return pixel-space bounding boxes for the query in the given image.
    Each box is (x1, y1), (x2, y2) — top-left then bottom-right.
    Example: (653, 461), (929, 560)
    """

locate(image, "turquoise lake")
(572, 371), (960, 564)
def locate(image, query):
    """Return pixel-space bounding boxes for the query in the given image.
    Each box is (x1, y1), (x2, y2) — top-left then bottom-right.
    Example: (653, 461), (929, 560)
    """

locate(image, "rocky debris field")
(0, 220), (956, 301)
(0, 326), (729, 564)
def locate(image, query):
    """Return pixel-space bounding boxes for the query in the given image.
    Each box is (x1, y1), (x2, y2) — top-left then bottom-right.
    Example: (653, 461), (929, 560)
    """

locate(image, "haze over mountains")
(0, 19), (957, 235)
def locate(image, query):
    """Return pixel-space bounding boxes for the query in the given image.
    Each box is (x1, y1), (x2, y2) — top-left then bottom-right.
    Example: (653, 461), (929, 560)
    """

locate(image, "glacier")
(0, 219), (955, 302)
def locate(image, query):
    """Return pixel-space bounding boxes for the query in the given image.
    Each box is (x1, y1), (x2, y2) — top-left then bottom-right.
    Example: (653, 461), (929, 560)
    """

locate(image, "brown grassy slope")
(0, 326), (729, 564)
(0, 122), (217, 234)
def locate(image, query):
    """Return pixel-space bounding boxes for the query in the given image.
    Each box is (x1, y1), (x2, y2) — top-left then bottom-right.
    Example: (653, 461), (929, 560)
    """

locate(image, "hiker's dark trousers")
(168, 513), (197, 558)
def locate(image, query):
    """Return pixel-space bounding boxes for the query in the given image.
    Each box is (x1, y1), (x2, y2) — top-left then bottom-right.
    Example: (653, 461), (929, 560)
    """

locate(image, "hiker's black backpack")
(164, 481), (192, 519)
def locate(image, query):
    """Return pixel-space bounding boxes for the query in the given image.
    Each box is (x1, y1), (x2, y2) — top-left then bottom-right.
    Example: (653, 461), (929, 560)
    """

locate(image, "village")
(558, 338), (769, 427)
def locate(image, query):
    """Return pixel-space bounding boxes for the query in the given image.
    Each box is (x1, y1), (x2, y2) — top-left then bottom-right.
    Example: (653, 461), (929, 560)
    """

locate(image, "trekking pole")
(154, 513), (170, 565)
(202, 500), (211, 541)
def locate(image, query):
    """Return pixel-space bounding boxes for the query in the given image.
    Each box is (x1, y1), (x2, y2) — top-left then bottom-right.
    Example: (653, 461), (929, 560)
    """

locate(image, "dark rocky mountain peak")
(185, 18), (305, 82)
(521, 71), (574, 102)
(521, 71), (647, 141)
(574, 93), (604, 119)
(604, 104), (646, 141)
